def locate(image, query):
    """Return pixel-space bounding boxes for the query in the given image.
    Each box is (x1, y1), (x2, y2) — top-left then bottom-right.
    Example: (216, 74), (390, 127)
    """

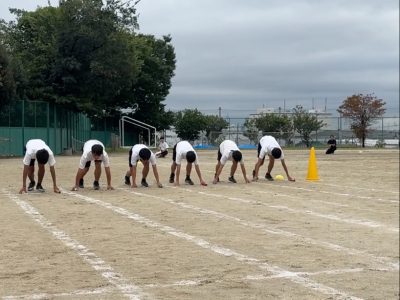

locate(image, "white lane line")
(269, 184), (398, 204)
(2, 189), (146, 300)
(2, 287), (115, 300)
(270, 205), (399, 233)
(256, 191), (397, 214)
(246, 268), (365, 280)
(146, 187), (397, 271)
(188, 189), (398, 234)
(61, 189), (363, 300)
(144, 279), (215, 288)
(316, 182), (400, 195)
(1, 280), (207, 299)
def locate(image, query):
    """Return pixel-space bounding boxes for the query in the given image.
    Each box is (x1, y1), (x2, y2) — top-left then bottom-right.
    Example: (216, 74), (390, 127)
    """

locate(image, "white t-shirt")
(175, 141), (198, 165)
(79, 140), (110, 169)
(259, 136), (284, 160)
(159, 141), (169, 151)
(23, 139), (56, 166)
(219, 140), (244, 165)
(130, 144), (156, 166)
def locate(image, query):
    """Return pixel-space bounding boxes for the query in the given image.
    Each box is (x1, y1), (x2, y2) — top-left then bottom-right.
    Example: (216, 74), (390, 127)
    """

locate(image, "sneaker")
(28, 181), (35, 192)
(169, 173), (175, 184)
(228, 176), (237, 183)
(185, 177), (194, 185)
(265, 173), (274, 181)
(79, 178), (84, 188)
(124, 176), (130, 185)
(93, 181), (100, 190)
(36, 183), (45, 192)
(141, 179), (149, 187)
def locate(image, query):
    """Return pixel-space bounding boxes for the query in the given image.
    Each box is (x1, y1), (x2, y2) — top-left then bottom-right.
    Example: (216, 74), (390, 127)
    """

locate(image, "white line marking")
(2, 287), (115, 300)
(246, 268), (365, 281)
(61, 189), (363, 300)
(144, 187), (398, 271)
(190, 189), (398, 233)
(2, 189), (146, 300)
(257, 191), (396, 214)
(316, 182), (400, 195)
(144, 279), (212, 288)
(270, 205), (399, 233)
(270, 184), (398, 204)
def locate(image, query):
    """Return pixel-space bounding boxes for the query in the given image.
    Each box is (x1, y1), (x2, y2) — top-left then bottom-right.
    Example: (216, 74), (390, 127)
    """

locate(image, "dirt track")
(0, 148), (399, 299)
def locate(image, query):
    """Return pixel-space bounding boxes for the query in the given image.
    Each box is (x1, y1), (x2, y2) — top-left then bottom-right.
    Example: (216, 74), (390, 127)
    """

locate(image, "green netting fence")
(0, 100), (119, 156)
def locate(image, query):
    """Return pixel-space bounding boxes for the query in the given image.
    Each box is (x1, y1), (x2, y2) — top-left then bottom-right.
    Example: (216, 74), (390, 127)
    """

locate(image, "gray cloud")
(136, 0), (399, 115)
(1, 0), (398, 115)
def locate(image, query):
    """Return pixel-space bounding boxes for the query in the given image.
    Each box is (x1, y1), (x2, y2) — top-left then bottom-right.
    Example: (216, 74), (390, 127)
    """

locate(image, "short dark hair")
(186, 151), (196, 163)
(91, 144), (104, 156)
(232, 150), (242, 162)
(139, 148), (151, 160)
(160, 137), (164, 140)
(271, 148), (282, 159)
(36, 149), (49, 164)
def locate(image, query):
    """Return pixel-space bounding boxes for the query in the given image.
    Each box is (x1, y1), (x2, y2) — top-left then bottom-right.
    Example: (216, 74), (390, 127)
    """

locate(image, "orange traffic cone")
(306, 147), (319, 181)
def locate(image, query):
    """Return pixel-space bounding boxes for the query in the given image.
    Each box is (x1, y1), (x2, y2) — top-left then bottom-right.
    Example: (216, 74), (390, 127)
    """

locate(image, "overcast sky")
(1, 0), (399, 117)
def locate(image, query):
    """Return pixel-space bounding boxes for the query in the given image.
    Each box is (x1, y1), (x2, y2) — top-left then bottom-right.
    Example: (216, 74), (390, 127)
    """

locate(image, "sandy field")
(0, 148), (399, 300)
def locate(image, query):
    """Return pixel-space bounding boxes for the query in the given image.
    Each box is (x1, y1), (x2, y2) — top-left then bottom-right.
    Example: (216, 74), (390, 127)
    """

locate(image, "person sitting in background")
(156, 137), (169, 158)
(326, 135), (337, 154)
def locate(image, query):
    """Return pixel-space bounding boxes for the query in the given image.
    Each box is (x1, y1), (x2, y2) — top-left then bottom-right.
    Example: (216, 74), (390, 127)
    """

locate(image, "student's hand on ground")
(53, 186), (61, 193)
(107, 185), (114, 190)
(19, 187), (27, 194)
(131, 183), (137, 188)
(212, 178), (218, 184)
(71, 186), (78, 191)
(157, 182), (163, 188)
(200, 180), (208, 186)
(288, 176), (295, 182)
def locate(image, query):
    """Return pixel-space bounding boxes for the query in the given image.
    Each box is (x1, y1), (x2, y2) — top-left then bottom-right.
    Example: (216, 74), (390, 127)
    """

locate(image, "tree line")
(0, 1), (386, 148)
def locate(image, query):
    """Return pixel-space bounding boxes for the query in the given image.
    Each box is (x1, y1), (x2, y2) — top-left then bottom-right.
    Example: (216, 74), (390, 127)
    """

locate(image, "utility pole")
(218, 107), (221, 118)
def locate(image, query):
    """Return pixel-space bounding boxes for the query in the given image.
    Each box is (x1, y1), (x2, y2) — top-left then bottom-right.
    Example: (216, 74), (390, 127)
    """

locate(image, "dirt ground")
(0, 148), (399, 300)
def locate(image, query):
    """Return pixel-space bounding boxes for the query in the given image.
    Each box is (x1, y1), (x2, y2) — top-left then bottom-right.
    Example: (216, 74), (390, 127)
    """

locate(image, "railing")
(119, 116), (157, 148)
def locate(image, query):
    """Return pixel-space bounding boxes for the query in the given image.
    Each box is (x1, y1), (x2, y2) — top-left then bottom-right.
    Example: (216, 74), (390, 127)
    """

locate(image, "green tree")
(292, 105), (325, 147)
(243, 118), (259, 145)
(3, 0), (176, 125)
(0, 44), (16, 110)
(337, 94), (386, 148)
(254, 113), (294, 144)
(52, 0), (140, 113)
(174, 109), (207, 141)
(130, 34), (176, 129)
(203, 115), (229, 145)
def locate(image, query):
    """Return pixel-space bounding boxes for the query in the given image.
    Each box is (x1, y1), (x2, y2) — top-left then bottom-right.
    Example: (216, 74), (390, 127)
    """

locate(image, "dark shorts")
(128, 149), (133, 167)
(159, 150), (168, 158)
(257, 143), (265, 162)
(84, 160), (102, 169)
(128, 149), (140, 167)
(172, 144), (177, 162)
(29, 159), (35, 167)
(217, 149), (222, 161)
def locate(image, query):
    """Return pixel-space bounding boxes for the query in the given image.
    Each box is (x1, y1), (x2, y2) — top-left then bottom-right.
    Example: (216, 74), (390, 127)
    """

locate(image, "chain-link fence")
(191, 116), (399, 149)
